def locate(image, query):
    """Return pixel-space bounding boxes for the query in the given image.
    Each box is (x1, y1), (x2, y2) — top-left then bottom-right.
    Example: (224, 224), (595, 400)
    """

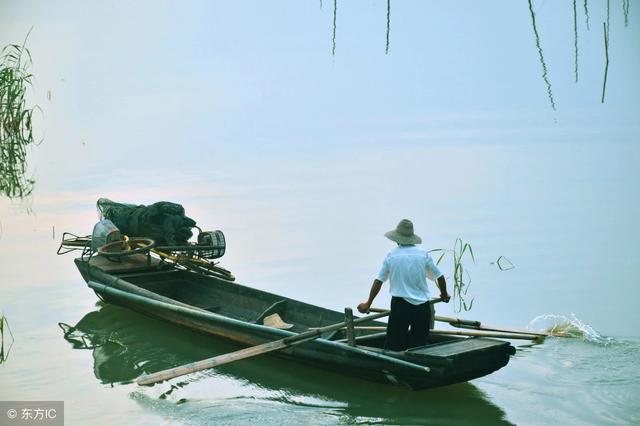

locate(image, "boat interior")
(86, 254), (513, 366)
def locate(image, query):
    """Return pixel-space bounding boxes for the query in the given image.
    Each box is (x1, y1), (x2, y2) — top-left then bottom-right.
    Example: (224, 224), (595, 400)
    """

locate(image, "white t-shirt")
(376, 245), (443, 305)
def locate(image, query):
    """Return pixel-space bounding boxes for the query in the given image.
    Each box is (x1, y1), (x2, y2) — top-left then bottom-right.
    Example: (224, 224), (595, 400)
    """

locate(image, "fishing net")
(96, 198), (197, 245)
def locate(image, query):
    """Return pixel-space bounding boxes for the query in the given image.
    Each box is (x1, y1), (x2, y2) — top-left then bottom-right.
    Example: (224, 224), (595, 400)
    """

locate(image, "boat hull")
(75, 257), (514, 390)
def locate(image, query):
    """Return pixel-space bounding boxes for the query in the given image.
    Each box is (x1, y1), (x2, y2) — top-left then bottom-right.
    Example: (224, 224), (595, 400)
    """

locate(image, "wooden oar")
(454, 323), (554, 337)
(430, 329), (542, 341)
(369, 307), (552, 337)
(433, 315), (555, 337)
(433, 315), (481, 328)
(370, 308), (479, 328)
(136, 309), (394, 386)
(345, 326), (542, 341)
(150, 248), (235, 281)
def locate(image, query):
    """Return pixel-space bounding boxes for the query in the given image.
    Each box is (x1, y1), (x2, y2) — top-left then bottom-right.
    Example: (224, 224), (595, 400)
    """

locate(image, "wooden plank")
(344, 308), (356, 347)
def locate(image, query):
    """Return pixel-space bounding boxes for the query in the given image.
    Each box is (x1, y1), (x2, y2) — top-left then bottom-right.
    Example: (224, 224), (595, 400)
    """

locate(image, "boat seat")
(407, 339), (501, 356)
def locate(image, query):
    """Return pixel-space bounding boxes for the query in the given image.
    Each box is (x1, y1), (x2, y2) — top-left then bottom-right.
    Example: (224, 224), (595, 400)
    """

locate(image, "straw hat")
(384, 219), (422, 245)
(263, 313), (293, 329)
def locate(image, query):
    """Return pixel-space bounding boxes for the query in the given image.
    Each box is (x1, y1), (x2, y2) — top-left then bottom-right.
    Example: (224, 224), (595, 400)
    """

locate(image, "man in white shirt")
(357, 219), (450, 351)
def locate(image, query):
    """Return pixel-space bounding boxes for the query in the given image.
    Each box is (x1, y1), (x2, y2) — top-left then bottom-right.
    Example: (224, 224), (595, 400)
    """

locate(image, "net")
(96, 198), (196, 245)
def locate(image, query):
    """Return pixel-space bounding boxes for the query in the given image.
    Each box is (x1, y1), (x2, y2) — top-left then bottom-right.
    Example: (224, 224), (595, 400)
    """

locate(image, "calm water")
(1, 1), (639, 424)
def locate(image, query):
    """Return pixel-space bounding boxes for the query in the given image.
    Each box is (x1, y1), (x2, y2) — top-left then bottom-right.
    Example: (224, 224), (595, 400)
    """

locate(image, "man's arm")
(436, 275), (451, 303)
(357, 279), (383, 313)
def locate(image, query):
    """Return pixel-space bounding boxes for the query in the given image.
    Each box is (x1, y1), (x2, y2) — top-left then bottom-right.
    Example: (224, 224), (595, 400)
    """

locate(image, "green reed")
(606, 0), (611, 33)
(431, 238), (475, 312)
(1, 313), (14, 364)
(491, 255), (515, 271)
(0, 35), (38, 199)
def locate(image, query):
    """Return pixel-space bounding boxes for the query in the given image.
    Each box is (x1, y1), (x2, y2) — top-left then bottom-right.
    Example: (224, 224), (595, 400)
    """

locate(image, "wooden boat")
(74, 253), (515, 390)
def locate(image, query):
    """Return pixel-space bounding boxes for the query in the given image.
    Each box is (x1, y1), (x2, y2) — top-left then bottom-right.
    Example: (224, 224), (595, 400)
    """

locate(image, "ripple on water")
(513, 314), (640, 424)
(130, 390), (352, 426)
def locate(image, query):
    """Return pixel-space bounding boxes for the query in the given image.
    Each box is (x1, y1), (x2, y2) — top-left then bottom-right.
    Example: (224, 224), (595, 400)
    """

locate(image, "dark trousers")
(385, 297), (431, 351)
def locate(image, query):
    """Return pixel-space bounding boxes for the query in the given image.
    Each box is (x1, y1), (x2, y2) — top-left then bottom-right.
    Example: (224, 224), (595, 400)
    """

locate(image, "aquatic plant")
(491, 255), (515, 271)
(431, 238), (475, 312)
(0, 34), (38, 199)
(1, 313), (15, 365)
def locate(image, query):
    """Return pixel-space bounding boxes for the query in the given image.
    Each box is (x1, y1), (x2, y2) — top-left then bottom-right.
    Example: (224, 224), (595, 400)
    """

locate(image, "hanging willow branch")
(331, 0), (337, 56)
(527, 0), (556, 111)
(601, 21), (609, 103)
(0, 35), (38, 199)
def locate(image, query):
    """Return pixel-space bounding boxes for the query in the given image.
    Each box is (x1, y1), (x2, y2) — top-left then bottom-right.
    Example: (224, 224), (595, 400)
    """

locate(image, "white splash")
(527, 313), (612, 345)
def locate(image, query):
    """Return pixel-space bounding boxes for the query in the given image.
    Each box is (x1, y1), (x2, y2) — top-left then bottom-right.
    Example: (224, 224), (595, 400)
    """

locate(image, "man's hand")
(357, 302), (371, 313)
(436, 276), (451, 303)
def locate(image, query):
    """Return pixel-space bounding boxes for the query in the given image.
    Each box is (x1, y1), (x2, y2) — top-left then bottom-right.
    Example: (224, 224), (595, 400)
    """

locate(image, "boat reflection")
(61, 304), (514, 425)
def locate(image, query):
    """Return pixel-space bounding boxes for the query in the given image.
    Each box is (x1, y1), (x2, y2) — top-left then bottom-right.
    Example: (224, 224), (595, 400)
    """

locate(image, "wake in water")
(527, 314), (612, 345)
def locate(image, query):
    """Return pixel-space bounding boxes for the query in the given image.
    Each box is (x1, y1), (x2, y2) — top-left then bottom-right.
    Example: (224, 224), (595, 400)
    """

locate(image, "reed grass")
(1, 313), (14, 364)
(431, 238), (475, 312)
(492, 255), (515, 271)
(0, 34), (38, 199)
